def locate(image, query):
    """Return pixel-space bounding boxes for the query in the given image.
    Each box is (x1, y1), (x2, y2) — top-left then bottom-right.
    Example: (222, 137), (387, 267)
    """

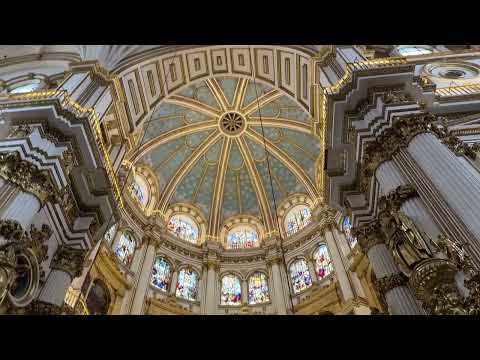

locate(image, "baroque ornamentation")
(0, 151), (57, 203)
(50, 245), (87, 280)
(352, 220), (384, 253)
(375, 273), (409, 294)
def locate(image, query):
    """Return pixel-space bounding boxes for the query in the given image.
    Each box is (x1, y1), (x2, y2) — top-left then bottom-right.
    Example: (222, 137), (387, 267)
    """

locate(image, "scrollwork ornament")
(375, 273), (409, 294)
(50, 245), (86, 280)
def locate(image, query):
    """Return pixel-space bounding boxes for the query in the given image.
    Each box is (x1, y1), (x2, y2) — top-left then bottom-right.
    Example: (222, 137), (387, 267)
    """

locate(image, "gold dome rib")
(167, 94), (222, 118)
(245, 128), (320, 201)
(207, 137), (232, 240)
(236, 137), (275, 234)
(158, 131), (222, 214)
(205, 78), (230, 111)
(130, 121), (217, 164)
(233, 78), (249, 111)
(248, 117), (312, 134)
(241, 89), (283, 116)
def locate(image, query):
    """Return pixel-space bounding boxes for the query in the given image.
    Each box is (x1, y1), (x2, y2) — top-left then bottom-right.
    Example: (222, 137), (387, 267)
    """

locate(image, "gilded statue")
(378, 210), (432, 277)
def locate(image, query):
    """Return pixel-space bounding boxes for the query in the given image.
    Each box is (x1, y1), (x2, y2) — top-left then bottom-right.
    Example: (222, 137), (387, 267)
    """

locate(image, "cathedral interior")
(0, 44), (479, 315)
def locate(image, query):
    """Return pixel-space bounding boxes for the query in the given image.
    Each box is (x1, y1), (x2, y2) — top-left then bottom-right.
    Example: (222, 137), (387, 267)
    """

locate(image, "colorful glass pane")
(10, 80), (41, 94)
(342, 216), (358, 249)
(104, 224), (117, 244)
(167, 215), (199, 244)
(129, 175), (148, 207)
(248, 272), (270, 305)
(397, 46), (432, 56)
(175, 268), (199, 301)
(114, 232), (136, 266)
(285, 205), (312, 236)
(313, 244), (334, 280)
(227, 226), (259, 249)
(290, 259), (312, 294)
(220, 274), (242, 305)
(151, 257), (172, 291)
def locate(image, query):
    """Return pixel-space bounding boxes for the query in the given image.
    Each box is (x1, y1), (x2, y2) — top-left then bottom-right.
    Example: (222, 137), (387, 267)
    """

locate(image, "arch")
(312, 244), (334, 281)
(288, 258), (313, 294)
(221, 215), (265, 249)
(85, 279), (111, 315)
(104, 223), (118, 244)
(247, 272), (270, 305)
(220, 273), (242, 306)
(175, 267), (200, 301)
(114, 229), (137, 267)
(225, 223), (260, 250)
(150, 256), (173, 292)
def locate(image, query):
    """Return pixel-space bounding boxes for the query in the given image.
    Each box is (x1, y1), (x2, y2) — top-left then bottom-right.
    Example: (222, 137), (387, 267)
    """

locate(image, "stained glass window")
(285, 205), (312, 236)
(290, 259), (312, 294)
(167, 214), (199, 244)
(395, 46), (432, 57)
(114, 232), (136, 267)
(226, 225), (259, 249)
(129, 175), (149, 207)
(248, 272), (270, 305)
(175, 268), (199, 301)
(343, 216), (358, 249)
(104, 224), (117, 244)
(10, 79), (42, 94)
(313, 244), (334, 280)
(151, 257), (172, 292)
(220, 274), (242, 306)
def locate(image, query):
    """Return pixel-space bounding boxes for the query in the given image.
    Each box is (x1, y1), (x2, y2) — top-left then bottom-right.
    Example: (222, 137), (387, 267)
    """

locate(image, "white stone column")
(367, 244), (422, 315)
(324, 229), (354, 301)
(169, 268), (179, 296)
(204, 262), (218, 315)
(37, 245), (86, 308)
(241, 279), (248, 305)
(0, 190), (41, 245)
(407, 133), (480, 244)
(269, 260), (288, 315)
(130, 240), (156, 315)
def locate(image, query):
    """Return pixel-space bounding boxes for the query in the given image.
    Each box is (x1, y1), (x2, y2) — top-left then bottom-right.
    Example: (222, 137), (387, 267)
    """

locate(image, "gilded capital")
(352, 220), (384, 253)
(375, 273), (409, 295)
(50, 245), (87, 280)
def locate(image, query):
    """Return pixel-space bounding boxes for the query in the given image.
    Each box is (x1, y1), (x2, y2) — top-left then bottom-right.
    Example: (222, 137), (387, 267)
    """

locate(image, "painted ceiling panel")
(177, 81), (220, 110)
(218, 77), (238, 107)
(242, 82), (274, 109)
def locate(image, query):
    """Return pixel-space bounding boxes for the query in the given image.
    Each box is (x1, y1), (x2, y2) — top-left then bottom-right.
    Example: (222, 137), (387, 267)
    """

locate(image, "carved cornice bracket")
(50, 245), (86, 280)
(352, 220), (384, 253)
(375, 273), (409, 295)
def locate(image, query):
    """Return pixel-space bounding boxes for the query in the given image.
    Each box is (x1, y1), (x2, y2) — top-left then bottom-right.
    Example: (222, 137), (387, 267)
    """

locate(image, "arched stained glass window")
(248, 272), (270, 305)
(285, 205), (312, 236)
(394, 46), (433, 57)
(313, 244), (334, 280)
(175, 268), (199, 301)
(9, 79), (42, 94)
(151, 257), (172, 292)
(226, 225), (259, 249)
(290, 259), (312, 294)
(104, 223), (117, 244)
(342, 216), (358, 249)
(167, 214), (199, 244)
(129, 175), (149, 207)
(220, 274), (242, 306)
(114, 232), (136, 267)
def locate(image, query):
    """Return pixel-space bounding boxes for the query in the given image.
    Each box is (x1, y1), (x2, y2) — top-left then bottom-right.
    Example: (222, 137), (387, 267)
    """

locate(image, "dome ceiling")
(135, 76), (322, 238)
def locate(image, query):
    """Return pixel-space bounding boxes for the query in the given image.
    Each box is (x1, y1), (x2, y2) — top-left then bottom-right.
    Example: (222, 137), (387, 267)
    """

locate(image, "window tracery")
(248, 272), (270, 305)
(313, 244), (334, 280)
(114, 231), (136, 267)
(167, 214), (199, 244)
(129, 175), (149, 207)
(285, 205), (312, 236)
(104, 223), (117, 244)
(289, 259), (313, 294)
(220, 274), (242, 306)
(151, 257), (172, 292)
(226, 225), (259, 249)
(175, 268), (199, 301)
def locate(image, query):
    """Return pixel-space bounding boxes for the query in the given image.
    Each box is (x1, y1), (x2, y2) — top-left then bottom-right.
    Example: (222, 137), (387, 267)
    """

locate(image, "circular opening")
(440, 69), (467, 79)
(219, 112), (246, 136)
(10, 253), (32, 299)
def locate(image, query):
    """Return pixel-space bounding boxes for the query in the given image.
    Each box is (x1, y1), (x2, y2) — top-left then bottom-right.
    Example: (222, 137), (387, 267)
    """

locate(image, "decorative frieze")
(50, 245), (87, 280)
(0, 151), (56, 204)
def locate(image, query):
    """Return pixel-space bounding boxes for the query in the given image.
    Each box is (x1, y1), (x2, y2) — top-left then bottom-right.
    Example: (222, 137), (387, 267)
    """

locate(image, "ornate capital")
(352, 220), (384, 253)
(375, 273), (409, 295)
(377, 185), (418, 213)
(0, 152), (57, 204)
(0, 219), (25, 241)
(50, 245), (86, 280)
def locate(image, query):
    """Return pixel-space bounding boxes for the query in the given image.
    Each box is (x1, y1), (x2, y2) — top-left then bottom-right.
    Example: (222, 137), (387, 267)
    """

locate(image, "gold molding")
(248, 117), (312, 134)
(241, 89), (282, 116)
(205, 78), (230, 111)
(157, 131), (222, 214)
(246, 128), (320, 202)
(236, 136), (275, 233)
(167, 94), (221, 118)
